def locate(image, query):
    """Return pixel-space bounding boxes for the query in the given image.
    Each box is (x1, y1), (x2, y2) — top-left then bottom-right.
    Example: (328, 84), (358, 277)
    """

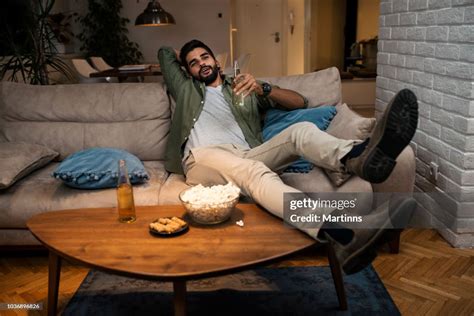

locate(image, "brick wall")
(376, 0), (474, 247)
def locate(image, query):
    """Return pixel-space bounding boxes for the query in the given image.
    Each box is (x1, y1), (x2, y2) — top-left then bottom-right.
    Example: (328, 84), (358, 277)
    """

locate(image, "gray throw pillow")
(325, 103), (376, 187)
(0, 142), (58, 189)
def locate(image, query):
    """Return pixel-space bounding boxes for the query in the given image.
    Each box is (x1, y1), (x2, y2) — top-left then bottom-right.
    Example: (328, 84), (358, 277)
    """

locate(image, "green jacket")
(158, 46), (278, 175)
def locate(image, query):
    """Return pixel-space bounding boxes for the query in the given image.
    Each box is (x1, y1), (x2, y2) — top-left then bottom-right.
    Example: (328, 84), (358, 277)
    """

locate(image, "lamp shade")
(135, 0), (175, 26)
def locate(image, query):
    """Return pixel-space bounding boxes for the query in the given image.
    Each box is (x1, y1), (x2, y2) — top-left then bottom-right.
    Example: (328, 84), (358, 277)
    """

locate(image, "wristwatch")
(261, 82), (272, 97)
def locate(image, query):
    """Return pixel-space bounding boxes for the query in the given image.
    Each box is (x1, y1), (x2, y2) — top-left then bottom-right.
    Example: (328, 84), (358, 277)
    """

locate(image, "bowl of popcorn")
(179, 182), (240, 225)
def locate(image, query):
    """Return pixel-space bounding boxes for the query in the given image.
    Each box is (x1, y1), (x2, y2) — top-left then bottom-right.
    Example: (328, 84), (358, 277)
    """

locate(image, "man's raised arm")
(157, 46), (188, 100)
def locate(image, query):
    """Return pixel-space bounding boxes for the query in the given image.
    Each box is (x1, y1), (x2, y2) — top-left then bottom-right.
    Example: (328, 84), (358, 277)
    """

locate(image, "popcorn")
(180, 182), (240, 205)
(180, 182), (240, 224)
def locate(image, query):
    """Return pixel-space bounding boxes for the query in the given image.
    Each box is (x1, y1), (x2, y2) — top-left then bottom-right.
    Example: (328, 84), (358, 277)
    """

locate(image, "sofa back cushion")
(0, 82), (170, 161)
(258, 67), (342, 108)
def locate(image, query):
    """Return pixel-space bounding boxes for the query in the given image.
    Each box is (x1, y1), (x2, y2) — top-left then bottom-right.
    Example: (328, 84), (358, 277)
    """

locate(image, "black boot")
(345, 89), (418, 183)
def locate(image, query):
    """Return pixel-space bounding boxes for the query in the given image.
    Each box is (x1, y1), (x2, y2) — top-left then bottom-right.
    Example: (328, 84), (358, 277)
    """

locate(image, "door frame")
(304, 0), (311, 73)
(229, 0), (236, 64)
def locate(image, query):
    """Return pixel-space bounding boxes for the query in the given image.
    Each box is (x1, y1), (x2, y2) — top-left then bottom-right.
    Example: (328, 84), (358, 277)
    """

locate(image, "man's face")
(185, 47), (219, 85)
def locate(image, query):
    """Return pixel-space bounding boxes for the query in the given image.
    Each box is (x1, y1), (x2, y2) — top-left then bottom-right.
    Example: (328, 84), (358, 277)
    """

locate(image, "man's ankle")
(340, 138), (370, 165)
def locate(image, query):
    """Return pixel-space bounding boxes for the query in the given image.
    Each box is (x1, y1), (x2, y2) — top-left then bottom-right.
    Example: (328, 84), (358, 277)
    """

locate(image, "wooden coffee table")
(27, 204), (347, 315)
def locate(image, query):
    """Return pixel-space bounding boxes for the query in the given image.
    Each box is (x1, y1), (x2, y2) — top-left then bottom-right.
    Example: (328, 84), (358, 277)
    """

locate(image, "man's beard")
(196, 64), (219, 85)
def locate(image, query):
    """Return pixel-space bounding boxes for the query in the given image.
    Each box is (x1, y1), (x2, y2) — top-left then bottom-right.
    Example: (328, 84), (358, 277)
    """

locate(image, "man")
(158, 39), (419, 274)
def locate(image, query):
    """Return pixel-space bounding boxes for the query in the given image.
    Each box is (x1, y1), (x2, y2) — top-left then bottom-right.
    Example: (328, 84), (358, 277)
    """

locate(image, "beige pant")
(183, 122), (357, 238)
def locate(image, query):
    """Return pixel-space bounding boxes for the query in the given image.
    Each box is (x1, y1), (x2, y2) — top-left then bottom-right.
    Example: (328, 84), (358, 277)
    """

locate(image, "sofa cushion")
(0, 82), (171, 161)
(0, 142), (58, 189)
(0, 161), (168, 228)
(259, 67), (342, 108)
(158, 173), (190, 205)
(0, 229), (42, 246)
(53, 148), (149, 189)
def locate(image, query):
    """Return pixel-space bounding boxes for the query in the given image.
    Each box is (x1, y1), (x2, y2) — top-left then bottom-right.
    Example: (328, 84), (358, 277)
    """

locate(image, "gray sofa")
(0, 67), (416, 247)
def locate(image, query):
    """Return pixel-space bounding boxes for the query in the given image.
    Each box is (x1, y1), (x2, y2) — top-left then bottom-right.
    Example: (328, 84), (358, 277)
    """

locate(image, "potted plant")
(0, 0), (74, 85)
(77, 0), (143, 67)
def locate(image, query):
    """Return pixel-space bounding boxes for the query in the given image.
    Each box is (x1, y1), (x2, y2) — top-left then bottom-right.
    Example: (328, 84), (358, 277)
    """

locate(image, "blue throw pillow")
(262, 106), (337, 173)
(52, 148), (149, 189)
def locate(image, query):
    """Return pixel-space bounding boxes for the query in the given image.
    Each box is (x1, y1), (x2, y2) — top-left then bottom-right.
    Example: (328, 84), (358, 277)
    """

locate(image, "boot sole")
(340, 198), (417, 275)
(361, 89), (418, 183)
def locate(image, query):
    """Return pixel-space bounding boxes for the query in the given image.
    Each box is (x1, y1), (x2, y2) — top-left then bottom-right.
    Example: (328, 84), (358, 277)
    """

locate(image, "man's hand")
(233, 73), (264, 97)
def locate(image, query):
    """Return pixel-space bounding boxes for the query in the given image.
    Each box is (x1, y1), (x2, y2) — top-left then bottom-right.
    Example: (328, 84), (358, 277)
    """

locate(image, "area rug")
(63, 265), (400, 316)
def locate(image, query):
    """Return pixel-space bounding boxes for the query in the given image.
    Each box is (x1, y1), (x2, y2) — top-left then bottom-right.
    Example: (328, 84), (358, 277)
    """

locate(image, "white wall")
(377, 0), (474, 247)
(62, 0), (231, 63)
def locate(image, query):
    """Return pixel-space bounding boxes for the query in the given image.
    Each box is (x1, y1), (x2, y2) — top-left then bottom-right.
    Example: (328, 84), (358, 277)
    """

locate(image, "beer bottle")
(117, 159), (136, 223)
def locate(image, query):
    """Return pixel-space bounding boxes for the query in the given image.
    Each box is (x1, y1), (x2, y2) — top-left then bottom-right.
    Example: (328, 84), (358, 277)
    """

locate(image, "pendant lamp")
(135, 0), (175, 26)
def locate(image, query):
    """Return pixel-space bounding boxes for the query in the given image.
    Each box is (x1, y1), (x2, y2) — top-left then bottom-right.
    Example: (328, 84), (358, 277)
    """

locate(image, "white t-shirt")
(183, 85), (250, 159)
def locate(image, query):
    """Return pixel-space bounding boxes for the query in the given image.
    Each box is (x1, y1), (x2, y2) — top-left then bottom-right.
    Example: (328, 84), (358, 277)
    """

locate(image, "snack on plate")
(150, 217), (187, 233)
(172, 216), (187, 226)
(158, 218), (171, 225)
(179, 182), (240, 224)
